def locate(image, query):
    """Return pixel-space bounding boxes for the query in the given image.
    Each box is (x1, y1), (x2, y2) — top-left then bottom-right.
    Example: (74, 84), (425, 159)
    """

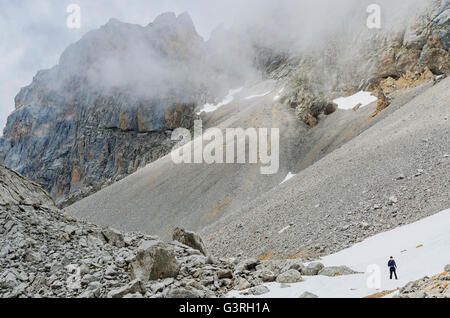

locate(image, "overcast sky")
(0, 0), (261, 132)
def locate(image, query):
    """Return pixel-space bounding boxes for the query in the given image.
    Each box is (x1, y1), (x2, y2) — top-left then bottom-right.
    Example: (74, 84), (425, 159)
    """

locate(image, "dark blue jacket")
(388, 260), (397, 268)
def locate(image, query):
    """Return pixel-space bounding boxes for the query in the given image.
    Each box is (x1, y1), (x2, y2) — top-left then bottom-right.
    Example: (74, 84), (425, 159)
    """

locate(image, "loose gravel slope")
(65, 80), (387, 239)
(201, 78), (450, 260)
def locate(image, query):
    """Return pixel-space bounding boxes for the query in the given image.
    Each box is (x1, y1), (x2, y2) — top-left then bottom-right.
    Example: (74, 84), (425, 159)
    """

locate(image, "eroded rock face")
(276, 269), (303, 283)
(0, 12), (217, 204)
(172, 227), (207, 255)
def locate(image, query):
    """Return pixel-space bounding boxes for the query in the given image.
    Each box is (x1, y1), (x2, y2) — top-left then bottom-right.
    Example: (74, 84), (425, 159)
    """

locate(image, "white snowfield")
(333, 91), (378, 110)
(228, 208), (450, 298)
(196, 87), (243, 114)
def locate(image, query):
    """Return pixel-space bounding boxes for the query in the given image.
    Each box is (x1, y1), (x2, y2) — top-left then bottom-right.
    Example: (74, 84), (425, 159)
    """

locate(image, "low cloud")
(0, 0), (431, 132)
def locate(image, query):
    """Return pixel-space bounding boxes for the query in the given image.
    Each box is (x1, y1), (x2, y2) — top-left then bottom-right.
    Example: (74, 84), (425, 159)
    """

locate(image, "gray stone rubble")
(1, 164), (361, 298)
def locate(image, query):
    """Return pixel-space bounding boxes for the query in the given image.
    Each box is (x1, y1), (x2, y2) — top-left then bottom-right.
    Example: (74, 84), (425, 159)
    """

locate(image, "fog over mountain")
(0, 0), (430, 130)
(0, 0), (437, 202)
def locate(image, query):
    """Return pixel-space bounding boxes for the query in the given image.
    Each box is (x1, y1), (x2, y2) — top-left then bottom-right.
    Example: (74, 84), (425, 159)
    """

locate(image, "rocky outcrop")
(367, 1), (449, 117)
(396, 265), (450, 298)
(275, 0), (449, 125)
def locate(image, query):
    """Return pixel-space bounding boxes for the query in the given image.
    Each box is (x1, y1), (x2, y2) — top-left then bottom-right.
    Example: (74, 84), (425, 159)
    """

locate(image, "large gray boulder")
(172, 228), (207, 255)
(130, 240), (180, 282)
(276, 269), (303, 284)
(302, 262), (324, 276)
(318, 266), (359, 277)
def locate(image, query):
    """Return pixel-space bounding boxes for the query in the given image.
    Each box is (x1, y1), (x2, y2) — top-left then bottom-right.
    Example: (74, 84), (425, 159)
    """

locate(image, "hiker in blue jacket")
(388, 256), (398, 280)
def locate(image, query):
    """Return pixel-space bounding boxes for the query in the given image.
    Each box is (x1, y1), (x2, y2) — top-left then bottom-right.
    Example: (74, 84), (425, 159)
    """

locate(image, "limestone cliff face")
(0, 13), (215, 204)
(274, 0), (449, 125)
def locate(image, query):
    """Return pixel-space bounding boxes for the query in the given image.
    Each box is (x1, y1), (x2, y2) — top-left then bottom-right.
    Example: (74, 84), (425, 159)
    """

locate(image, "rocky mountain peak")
(152, 12), (177, 27)
(151, 11), (196, 31)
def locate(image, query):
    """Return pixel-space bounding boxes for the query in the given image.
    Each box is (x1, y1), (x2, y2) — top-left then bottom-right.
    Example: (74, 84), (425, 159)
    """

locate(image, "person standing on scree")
(388, 256), (398, 280)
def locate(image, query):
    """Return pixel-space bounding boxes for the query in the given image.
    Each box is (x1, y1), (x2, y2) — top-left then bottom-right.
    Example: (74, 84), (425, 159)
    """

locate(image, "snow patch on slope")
(196, 87), (243, 114)
(228, 208), (450, 298)
(280, 172), (296, 184)
(333, 91), (378, 110)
